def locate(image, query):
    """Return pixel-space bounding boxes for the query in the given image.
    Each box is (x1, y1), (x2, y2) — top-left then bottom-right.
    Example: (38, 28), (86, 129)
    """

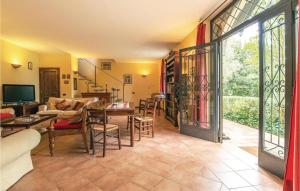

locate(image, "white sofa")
(0, 129), (41, 191)
(37, 97), (98, 117)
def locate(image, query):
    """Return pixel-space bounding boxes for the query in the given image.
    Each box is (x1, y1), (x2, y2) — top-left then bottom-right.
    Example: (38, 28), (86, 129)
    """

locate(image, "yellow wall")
(0, 40), (40, 103)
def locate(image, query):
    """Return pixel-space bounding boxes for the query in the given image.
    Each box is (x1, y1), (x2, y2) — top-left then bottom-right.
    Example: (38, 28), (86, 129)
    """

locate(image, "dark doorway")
(39, 68), (60, 103)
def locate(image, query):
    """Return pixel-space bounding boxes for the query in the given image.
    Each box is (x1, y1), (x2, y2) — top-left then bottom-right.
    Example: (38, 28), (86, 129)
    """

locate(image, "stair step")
(91, 85), (103, 88)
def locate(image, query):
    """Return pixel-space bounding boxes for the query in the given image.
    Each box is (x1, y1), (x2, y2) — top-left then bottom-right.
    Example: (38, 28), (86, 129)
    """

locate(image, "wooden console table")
(82, 92), (111, 103)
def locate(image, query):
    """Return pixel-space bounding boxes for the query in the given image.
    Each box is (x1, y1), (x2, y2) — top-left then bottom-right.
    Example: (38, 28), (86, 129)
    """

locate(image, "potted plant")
(175, 74), (190, 130)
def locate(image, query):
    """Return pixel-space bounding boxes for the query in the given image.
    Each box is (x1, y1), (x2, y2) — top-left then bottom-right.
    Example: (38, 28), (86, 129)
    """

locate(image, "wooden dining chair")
(127, 99), (147, 129)
(134, 101), (158, 140)
(87, 108), (121, 157)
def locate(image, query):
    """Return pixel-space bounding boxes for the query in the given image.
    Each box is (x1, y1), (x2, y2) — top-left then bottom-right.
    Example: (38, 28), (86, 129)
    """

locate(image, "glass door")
(178, 43), (220, 142)
(258, 9), (293, 178)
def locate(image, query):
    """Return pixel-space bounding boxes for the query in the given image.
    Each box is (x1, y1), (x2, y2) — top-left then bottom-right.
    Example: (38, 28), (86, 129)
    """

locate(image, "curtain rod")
(199, 0), (230, 23)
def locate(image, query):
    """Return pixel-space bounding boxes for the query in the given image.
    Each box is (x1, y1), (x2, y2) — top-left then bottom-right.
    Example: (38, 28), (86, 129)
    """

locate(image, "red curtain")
(195, 23), (208, 127)
(160, 59), (165, 93)
(283, 3), (300, 191)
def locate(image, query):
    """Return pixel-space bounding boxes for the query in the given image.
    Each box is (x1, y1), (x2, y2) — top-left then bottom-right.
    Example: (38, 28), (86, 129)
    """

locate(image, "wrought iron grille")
(262, 13), (285, 159)
(212, 0), (281, 40)
(179, 46), (214, 129)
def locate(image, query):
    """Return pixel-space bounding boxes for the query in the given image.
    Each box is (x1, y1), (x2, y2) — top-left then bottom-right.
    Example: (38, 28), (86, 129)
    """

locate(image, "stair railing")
(78, 58), (125, 102)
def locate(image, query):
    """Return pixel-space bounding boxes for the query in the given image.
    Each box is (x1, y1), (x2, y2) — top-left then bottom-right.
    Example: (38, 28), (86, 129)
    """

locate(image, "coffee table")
(0, 114), (56, 137)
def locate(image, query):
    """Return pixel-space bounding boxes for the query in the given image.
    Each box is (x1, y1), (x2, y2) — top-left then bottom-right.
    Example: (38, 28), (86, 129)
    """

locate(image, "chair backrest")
(86, 100), (107, 128)
(138, 99), (147, 115)
(86, 108), (110, 132)
(146, 101), (158, 120)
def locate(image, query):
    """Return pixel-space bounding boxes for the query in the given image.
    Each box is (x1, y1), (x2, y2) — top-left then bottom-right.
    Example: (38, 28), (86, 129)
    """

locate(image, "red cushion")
(0, 113), (14, 120)
(53, 119), (82, 129)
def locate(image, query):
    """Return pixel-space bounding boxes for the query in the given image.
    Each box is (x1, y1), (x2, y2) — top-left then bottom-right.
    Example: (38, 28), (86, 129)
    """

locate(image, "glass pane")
(212, 0), (281, 40)
(179, 45), (215, 129)
(262, 13), (285, 159)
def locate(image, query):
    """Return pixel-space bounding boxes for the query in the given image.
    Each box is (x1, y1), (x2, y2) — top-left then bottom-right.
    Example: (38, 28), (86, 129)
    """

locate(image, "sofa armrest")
(0, 129), (41, 168)
(38, 105), (47, 112)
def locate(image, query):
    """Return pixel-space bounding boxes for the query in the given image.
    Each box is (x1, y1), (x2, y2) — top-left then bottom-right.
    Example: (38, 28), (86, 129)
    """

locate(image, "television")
(2, 84), (35, 104)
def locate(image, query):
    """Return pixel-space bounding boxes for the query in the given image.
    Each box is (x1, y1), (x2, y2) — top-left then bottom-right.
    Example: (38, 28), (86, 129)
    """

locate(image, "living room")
(1, 0), (299, 191)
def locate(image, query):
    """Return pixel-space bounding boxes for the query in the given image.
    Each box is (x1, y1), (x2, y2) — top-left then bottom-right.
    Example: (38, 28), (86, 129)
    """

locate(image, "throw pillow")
(55, 100), (71, 110)
(48, 102), (57, 110)
(73, 101), (85, 111)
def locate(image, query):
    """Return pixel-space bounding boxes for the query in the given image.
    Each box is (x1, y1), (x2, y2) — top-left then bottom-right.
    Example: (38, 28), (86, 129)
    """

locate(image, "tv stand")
(2, 102), (39, 117)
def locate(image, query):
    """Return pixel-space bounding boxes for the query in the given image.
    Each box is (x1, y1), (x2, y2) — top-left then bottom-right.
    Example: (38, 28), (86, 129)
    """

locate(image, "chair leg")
(47, 128), (55, 157)
(91, 129), (96, 155)
(118, 128), (121, 150)
(139, 121), (142, 141)
(127, 116), (130, 130)
(152, 122), (154, 138)
(81, 130), (89, 153)
(103, 130), (106, 157)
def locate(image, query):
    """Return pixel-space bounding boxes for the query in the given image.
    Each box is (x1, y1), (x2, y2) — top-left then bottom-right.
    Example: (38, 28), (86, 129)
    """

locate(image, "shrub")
(223, 96), (259, 128)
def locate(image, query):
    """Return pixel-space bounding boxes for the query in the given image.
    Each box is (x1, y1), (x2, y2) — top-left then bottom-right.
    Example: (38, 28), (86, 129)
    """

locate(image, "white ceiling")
(1, 0), (222, 62)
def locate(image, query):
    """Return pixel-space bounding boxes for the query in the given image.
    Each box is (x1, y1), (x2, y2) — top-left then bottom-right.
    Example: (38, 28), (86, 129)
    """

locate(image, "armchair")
(47, 109), (89, 156)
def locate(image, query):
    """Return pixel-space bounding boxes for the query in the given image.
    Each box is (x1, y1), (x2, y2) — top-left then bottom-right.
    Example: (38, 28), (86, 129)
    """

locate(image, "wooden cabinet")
(164, 51), (179, 126)
(2, 102), (39, 117)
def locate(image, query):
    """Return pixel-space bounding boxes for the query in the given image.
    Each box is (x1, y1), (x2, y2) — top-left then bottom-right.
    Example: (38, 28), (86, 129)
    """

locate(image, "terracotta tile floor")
(9, 114), (283, 191)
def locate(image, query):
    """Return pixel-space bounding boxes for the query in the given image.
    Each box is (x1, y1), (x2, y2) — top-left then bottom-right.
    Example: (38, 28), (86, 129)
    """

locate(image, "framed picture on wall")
(123, 74), (132, 84)
(73, 78), (77, 90)
(28, 62), (33, 70)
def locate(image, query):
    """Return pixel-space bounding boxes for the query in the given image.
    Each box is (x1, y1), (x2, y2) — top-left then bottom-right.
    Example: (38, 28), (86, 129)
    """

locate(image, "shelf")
(164, 50), (178, 127)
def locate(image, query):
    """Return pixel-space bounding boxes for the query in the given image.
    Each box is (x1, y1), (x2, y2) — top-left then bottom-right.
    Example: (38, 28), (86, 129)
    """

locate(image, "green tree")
(223, 36), (259, 97)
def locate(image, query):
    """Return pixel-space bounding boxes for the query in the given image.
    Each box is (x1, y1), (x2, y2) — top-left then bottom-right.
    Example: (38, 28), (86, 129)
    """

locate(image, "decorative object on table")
(66, 74), (70, 79)
(62, 74), (66, 79)
(123, 74), (132, 84)
(27, 62), (33, 70)
(73, 78), (78, 90)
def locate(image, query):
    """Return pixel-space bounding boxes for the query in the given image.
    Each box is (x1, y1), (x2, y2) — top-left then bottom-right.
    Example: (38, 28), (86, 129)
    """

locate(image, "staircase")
(78, 58), (124, 102)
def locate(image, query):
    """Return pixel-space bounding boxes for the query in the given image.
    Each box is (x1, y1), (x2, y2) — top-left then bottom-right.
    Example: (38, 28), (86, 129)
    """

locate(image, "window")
(101, 62), (112, 70)
(212, 0), (281, 40)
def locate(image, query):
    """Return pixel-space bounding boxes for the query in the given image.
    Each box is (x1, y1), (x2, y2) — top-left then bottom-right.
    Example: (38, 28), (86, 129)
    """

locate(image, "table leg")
(130, 115), (134, 147)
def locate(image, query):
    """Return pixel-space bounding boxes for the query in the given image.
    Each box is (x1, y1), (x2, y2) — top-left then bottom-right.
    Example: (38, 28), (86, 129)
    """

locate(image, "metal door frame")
(179, 42), (220, 142)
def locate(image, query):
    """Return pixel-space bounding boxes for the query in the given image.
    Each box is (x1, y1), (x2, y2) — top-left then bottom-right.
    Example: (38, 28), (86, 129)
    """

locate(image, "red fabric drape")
(160, 59), (165, 93)
(283, 2), (300, 190)
(195, 23), (208, 127)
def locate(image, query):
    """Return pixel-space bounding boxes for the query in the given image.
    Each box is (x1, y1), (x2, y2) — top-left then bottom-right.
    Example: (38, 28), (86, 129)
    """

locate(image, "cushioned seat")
(93, 124), (119, 131)
(0, 113), (14, 120)
(53, 119), (82, 129)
